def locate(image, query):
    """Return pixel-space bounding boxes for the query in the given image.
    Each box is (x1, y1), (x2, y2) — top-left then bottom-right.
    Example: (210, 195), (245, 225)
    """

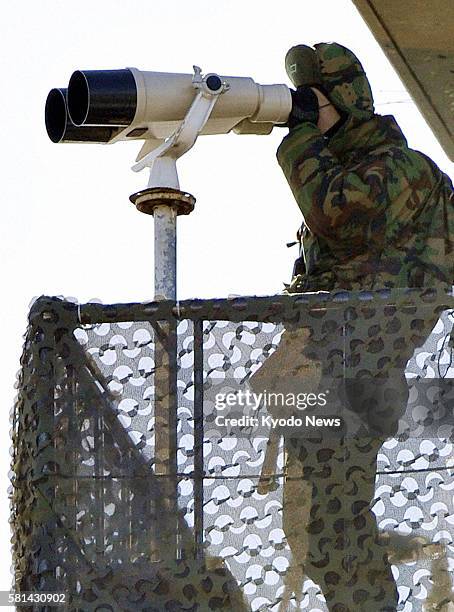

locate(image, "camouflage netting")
(10, 289), (454, 611)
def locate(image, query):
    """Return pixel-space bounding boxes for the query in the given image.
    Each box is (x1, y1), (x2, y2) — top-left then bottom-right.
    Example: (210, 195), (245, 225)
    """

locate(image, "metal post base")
(129, 187), (195, 216)
(129, 187), (195, 301)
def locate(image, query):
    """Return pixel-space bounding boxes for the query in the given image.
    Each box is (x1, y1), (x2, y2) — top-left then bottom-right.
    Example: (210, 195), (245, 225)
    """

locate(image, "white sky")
(0, 0), (452, 596)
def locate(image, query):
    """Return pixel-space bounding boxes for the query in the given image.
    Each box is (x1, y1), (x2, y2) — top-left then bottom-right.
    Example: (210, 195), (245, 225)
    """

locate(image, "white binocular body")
(46, 67), (292, 145)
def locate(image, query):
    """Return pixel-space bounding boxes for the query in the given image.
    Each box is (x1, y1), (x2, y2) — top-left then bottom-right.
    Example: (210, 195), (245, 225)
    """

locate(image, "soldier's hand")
(286, 85), (320, 129)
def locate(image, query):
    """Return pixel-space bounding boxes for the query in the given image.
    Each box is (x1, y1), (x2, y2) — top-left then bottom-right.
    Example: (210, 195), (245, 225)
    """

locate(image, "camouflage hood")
(285, 42), (375, 120)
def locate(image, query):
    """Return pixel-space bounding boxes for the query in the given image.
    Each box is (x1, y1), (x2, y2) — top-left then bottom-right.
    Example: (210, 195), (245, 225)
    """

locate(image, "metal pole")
(130, 186), (196, 561)
(130, 187), (195, 300)
(154, 205), (177, 300)
(193, 319), (204, 559)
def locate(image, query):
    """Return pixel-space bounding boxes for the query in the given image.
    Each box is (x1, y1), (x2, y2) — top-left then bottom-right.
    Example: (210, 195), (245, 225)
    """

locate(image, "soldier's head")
(285, 42), (375, 134)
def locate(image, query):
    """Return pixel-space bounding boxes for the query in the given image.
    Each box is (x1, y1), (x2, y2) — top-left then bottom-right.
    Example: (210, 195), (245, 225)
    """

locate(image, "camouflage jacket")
(278, 43), (454, 293)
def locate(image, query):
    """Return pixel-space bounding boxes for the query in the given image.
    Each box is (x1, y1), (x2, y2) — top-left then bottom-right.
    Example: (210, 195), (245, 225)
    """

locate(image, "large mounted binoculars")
(45, 67), (292, 146)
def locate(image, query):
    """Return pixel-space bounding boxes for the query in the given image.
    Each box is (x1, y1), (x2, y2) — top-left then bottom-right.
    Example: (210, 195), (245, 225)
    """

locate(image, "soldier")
(279, 42), (453, 294)
(255, 42), (453, 611)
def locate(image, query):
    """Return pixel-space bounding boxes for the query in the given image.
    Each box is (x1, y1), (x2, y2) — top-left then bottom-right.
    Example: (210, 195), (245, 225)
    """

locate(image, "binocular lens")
(68, 69), (137, 127)
(45, 88), (67, 143)
(45, 88), (114, 143)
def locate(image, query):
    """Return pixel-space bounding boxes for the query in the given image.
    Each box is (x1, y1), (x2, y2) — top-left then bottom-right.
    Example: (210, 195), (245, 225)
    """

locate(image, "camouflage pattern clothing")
(262, 42), (454, 611)
(278, 43), (454, 293)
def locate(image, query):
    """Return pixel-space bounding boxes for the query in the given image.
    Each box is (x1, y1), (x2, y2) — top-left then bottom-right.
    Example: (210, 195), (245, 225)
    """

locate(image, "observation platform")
(11, 288), (454, 610)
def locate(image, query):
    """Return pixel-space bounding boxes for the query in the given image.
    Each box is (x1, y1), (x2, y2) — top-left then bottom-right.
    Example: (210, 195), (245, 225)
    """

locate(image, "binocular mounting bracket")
(129, 66), (229, 300)
(132, 66), (229, 190)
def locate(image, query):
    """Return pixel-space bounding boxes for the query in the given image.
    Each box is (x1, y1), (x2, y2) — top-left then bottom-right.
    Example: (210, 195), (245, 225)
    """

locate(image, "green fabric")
(314, 42), (374, 119)
(285, 44), (323, 88)
(278, 44), (454, 293)
(285, 42), (375, 119)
